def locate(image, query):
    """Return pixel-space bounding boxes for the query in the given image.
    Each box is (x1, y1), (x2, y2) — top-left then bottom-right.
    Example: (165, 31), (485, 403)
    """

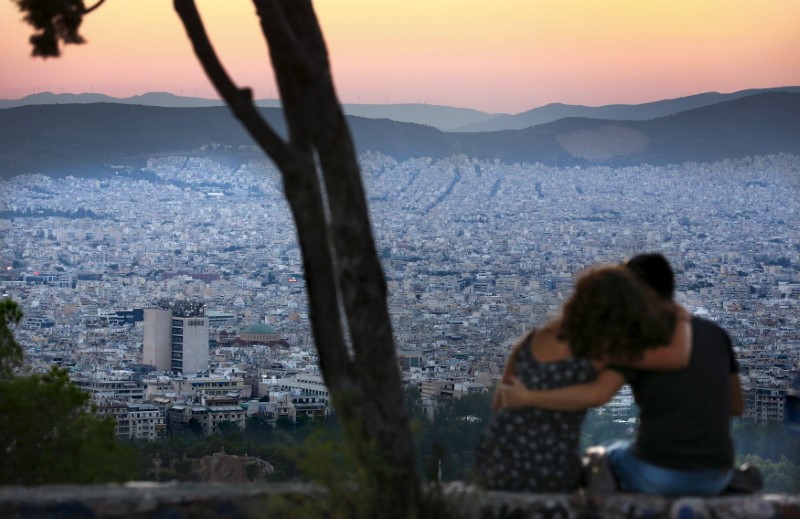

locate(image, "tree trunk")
(175, 0), (420, 515)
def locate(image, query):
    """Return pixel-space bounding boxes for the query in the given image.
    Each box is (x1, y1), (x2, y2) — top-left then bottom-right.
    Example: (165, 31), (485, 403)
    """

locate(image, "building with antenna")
(143, 301), (209, 375)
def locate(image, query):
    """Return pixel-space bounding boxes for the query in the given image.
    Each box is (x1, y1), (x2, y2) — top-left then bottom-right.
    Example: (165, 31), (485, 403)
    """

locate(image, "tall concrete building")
(171, 313), (209, 374)
(143, 302), (209, 374)
(143, 308), (171, 371)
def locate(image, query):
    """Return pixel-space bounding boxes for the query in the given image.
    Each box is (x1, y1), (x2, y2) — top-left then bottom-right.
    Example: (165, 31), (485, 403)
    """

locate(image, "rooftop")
(241, 323), (278, 335)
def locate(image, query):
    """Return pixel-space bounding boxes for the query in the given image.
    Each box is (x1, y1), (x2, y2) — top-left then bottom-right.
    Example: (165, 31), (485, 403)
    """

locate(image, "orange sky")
(1, 0), (799, 113)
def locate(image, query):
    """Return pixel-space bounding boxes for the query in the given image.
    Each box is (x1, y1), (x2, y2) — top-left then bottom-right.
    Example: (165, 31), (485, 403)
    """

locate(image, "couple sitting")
(476, 253), (742, 497)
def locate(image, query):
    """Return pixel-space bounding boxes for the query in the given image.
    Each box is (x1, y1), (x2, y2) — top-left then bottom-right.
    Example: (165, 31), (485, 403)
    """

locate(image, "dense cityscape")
(1, 152), (799, 440)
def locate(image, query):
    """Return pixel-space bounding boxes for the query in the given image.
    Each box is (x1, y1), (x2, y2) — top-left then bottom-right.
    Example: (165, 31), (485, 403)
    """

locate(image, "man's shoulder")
(691, 316), (734, 355)
(691, 315), (729, 336)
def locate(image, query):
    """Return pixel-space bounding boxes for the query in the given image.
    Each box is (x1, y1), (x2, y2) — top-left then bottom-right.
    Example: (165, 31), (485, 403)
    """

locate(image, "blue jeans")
(606, 440), (732, 497)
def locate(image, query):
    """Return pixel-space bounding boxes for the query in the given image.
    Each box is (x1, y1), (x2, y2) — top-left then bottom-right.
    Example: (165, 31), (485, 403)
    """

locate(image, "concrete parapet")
(0, 481), (798, 518)
(454, 487), (800, 518)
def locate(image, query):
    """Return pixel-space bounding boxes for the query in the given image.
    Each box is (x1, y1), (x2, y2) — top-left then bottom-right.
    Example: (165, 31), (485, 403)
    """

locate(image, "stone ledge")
(0, 481), (797, 518)
(458, 488), (800, 518)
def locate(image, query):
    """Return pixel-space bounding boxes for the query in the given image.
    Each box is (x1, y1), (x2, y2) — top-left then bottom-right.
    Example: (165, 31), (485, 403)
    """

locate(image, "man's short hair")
(626, 253), (675, 300)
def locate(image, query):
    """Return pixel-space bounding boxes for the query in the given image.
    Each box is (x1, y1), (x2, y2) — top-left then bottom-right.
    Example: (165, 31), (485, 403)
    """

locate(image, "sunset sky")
(1, 0), (799, 114)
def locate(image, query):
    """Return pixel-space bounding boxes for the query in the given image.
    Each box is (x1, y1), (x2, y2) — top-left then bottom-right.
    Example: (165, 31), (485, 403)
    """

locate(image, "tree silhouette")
(0, 299), (137, 484)
(0, 299), (23, 380)
(12, 0), (106, 57)
(15, 0), (420, 513)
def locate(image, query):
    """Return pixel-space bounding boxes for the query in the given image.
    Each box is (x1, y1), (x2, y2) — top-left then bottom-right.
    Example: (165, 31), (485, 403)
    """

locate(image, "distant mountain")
(0, 92), (499, 131)
(6, 87), (797, 133)
(340, 103), (503, 131)
(452, 87), (800, 132)
(0, 92), (798, 179)
(0, 91), (277, 110)
(0, 104), (274, 178)
(448, 92), (800, 166)
(0, 92), (122, 107)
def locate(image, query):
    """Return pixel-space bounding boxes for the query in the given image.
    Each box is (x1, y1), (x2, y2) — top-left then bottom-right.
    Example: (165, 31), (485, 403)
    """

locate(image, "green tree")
(0, 299), (23, 379)
(173, 457), (194, 479)
(183, 417), (204, 437)
(245, 413), (273, 443)
(0, 366), (137, 484)
(580, 411), (636, 450)
(0, 298), (137, 484)
(738, 454), (800, 493)
(414, 391), (493, 483)
(217, 419), (242, 438)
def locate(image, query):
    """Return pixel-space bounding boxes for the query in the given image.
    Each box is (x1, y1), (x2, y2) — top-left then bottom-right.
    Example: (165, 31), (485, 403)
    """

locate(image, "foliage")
(265, 420), (457, 519)
(732, 419), (800, 465)
(737, 454), (800, 493)
(276, 425), (386, 518)
(580, 410), (637, 450)
(12, 0), (104, 57)
(0, 299), (23, 379)
(129, 398), (472, 514)
(414, 391), (493, 482)
(0, 366), (137, 484)
(0, 297), (137, 484)
(731, 419), (800, 492)
(133, 414), (304, 483)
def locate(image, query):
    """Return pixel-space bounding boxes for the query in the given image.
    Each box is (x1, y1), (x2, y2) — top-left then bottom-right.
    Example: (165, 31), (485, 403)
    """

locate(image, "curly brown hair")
(558, 265), (676, 362)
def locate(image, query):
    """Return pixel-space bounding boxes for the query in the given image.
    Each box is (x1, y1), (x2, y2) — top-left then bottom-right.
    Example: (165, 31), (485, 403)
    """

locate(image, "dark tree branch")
(175, 0), (354, 392)
(177, 0), (420, 513)
(258, 0), (394, 367)
(252, 0), (320, 150)
(83, 0), (107, 14)
(253, 0), (315, 77)
(254, 2), (419, 511)
(280, 160), (357, 394)
(275, 0), (331, 72)
(280, 4), (393, 363)
(250, 0), (362, 402)
(174, 0), (293, 169)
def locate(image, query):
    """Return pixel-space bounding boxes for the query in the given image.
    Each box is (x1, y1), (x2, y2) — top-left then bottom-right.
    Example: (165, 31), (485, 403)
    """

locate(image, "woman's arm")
(615, 305), (693, 371)
(491, 334), (529, 412)
(499, 369), (626, 411)
(730, 373), (744, 416)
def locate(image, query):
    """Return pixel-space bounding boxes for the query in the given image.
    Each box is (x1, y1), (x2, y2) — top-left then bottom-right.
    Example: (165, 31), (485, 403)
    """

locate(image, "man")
(501, 253), (744, 496)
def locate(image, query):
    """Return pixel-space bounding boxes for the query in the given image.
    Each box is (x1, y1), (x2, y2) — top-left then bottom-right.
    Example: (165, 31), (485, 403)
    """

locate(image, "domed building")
(240, 322), (281, 343)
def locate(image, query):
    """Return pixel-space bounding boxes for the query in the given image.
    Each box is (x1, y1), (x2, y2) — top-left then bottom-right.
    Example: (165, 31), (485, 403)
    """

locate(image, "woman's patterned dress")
(475, 331), (598, 492)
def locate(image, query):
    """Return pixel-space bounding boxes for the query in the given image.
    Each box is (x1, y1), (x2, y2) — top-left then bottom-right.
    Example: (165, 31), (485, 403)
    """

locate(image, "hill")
(452, 86), (800, 132)
(7, 87), (799, 133)
(0, 92), (500, 131)
(447, 92), (800, 166)
(0, 92), (798, 178)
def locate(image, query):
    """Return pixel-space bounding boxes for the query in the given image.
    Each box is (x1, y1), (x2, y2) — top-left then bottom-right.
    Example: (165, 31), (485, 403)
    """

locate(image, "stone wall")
(0, 482), (798, 518)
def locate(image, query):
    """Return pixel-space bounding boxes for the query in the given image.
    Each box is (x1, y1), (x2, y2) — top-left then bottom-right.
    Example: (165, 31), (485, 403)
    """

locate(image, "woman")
(474, 265), (690, 493)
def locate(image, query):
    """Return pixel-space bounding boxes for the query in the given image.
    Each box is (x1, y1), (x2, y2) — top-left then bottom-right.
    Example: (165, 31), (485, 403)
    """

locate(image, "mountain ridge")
(452, 86), (800, 132)
(0, 92), (798, 179)
(3, 87), (798, 132)
(0, 91), (499, 131)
